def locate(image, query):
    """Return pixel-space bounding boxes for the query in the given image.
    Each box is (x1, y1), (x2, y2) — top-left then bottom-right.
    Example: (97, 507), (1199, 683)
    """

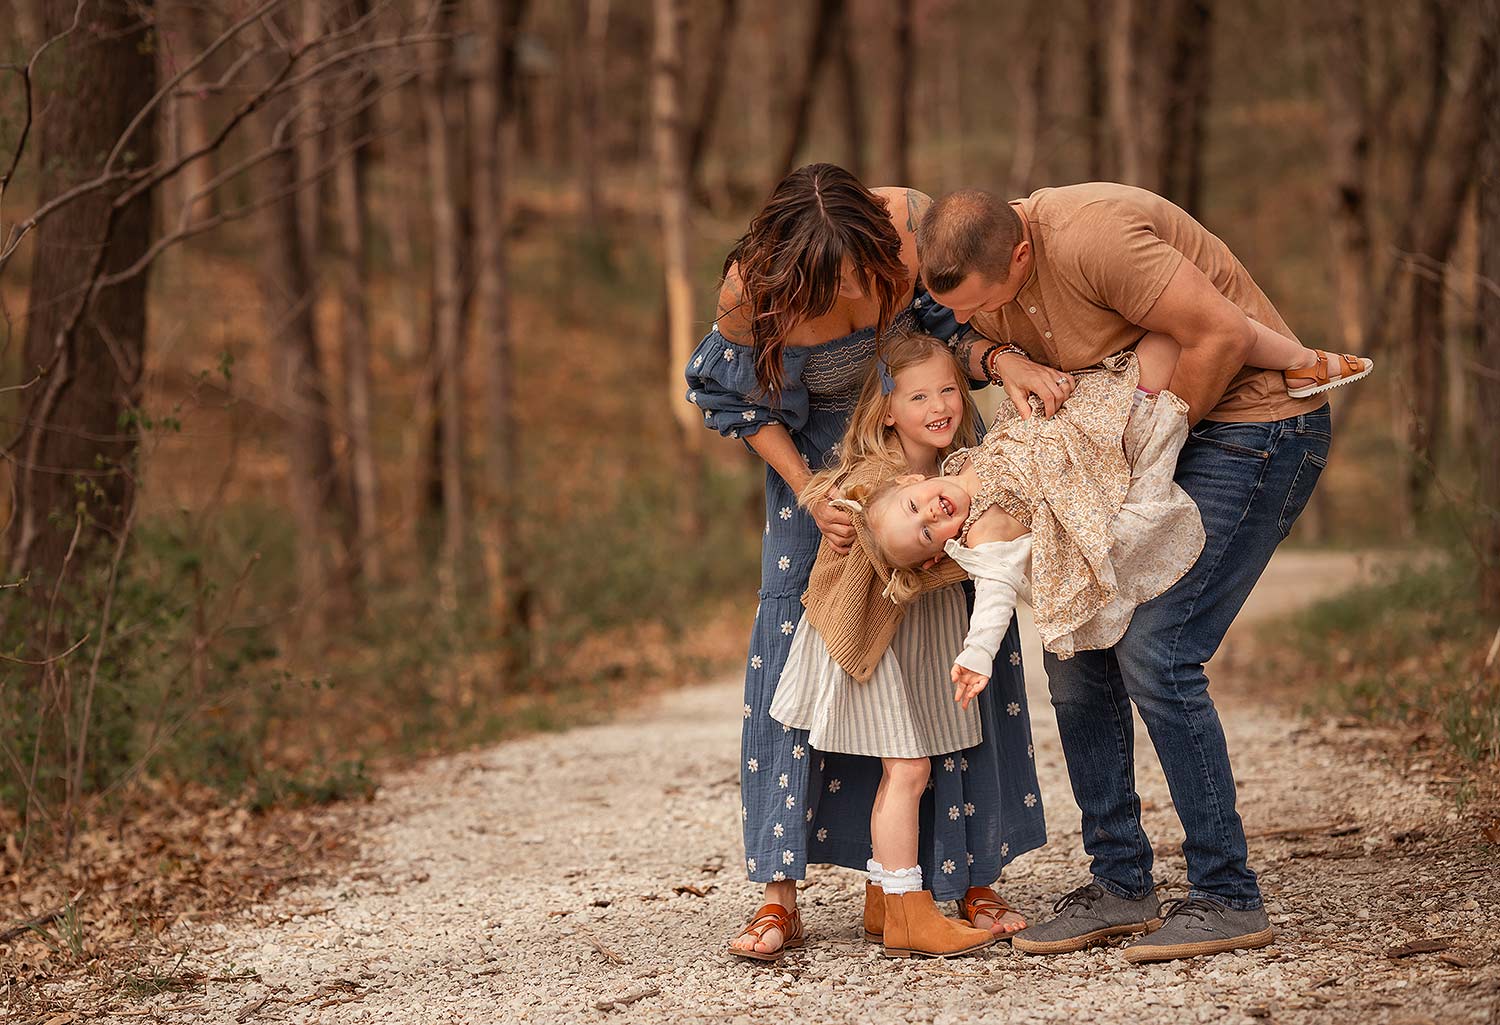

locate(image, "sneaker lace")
(1158, 896), (1227, 925)
(1052, 882), (1105, 915)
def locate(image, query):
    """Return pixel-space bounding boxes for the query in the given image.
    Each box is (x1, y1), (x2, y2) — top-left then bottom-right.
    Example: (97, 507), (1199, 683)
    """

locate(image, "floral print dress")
(684, 292), (1047, 899)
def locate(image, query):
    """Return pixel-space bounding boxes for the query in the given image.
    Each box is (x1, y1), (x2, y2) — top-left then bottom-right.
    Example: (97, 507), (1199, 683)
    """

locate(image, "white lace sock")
(866, 859), (884, 887)
(881, 864), (923, 895)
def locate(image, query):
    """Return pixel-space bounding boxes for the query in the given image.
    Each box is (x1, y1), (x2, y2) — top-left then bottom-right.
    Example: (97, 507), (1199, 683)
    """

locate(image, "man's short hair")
(917, 189), (1024, 293)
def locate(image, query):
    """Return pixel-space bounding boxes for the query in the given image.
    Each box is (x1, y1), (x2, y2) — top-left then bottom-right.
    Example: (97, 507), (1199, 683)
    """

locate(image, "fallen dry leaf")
(1386, 938), (1453, 958)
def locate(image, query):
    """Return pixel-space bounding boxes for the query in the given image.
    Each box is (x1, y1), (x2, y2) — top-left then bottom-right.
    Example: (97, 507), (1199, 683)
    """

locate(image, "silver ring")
(1055, 377), (1065, 386)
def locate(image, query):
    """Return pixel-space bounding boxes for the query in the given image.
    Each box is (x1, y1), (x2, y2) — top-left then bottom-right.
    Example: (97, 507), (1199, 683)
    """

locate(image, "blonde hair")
(848, 479), (928, 604)
(798, 328), (978, 511)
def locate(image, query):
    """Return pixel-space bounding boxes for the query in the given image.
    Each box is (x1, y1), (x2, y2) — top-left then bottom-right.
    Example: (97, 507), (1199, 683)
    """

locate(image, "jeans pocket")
(1279, 450), (1328, 537)
(1188, 421), (1274, 459)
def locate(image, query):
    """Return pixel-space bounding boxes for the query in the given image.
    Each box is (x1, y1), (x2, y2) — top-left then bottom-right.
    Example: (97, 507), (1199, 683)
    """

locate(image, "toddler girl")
(769, 328), (1045, 958)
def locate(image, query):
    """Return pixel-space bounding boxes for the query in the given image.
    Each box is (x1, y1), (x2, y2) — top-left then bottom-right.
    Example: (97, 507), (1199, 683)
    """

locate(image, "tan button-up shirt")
(971, 182), (1323, 423)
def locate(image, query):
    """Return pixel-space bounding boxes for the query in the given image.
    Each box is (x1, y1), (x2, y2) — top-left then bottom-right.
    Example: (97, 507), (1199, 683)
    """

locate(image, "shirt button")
(1028, 306), (1038, 314)
(1044, 330), (1053, 339)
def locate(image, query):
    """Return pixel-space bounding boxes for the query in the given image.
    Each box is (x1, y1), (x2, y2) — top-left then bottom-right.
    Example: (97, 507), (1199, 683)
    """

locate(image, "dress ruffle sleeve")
(684, 325), (810, 443)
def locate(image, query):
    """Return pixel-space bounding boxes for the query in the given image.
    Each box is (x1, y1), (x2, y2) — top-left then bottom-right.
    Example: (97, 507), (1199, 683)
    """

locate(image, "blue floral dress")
(684, 291), (1046, 901)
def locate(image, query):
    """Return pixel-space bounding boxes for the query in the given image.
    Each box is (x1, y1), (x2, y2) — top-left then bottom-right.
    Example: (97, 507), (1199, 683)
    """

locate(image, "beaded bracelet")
(982, 343), (1027, 385)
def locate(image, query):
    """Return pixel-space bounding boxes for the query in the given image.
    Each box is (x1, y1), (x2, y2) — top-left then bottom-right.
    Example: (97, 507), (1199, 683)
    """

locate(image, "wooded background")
(1, 0), (1497, 852)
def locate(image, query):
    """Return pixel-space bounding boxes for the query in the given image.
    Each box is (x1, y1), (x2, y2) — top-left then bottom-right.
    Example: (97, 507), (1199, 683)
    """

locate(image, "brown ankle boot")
(882, 890), (995, 958)
(863, 883), (884, 942)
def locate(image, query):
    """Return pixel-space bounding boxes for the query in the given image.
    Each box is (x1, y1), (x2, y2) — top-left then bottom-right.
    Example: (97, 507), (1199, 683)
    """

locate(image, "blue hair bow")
(877, 357), (895, 395)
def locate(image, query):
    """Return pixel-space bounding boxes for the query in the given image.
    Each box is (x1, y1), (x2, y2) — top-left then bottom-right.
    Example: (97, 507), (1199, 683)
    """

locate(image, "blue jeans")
(1043, 404), (1332, 911)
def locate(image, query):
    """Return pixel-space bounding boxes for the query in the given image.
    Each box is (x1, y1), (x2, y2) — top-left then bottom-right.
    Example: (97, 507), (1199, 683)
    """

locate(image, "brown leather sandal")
(1284, 349), (1373, 398)
(727, 902), (806, 962)
(959, 886), (1028, 938)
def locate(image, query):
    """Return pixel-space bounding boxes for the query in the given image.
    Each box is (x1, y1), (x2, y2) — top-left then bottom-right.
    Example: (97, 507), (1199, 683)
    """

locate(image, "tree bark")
(653, 0), (704, 467)
(420, 7), (467, 607)
(886, 0), (914, 185)
(295, 0), (325, 269)
(1158, 0), (1213, 216)
(331, 0), (381, 587)
(1006, 0), (1052, 198)
(471, 0), (532, 664)
(573, 0), (609, 234)
(1320, 0), (1372, 354)
(832, 6), (866, 180)
(773, 0), (842, 183)
(1477, 0), (1500, 614)
(1105, 0), (1142, 186)
(1082, 0), (1108, 179)
(685, 0), (738, 198)
(8, 1), (157, 605)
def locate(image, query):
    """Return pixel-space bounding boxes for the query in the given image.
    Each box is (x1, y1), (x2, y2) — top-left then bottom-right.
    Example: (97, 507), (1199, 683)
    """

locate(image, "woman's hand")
(951, 663), (991, 709)
(809, 490), (856, 554)
(992, 352), (1075, 419)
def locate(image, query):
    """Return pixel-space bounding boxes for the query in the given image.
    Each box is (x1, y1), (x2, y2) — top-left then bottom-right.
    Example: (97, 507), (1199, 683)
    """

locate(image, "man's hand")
(809, 491), (855, 554)
(992, 352), (1075, 419)
(951, 663), (991, 709)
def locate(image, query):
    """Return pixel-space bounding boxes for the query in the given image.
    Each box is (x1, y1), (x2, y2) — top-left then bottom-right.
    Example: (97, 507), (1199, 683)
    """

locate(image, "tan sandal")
(727, 902), (805, 962)
(960, 885), (1028, 937)
(1284, 349), (1374, 398)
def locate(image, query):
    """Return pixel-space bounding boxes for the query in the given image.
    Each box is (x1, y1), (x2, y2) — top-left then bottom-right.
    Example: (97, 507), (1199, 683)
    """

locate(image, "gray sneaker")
(1011, 881), (1161, 955)
(1122, 896), (1274, 963)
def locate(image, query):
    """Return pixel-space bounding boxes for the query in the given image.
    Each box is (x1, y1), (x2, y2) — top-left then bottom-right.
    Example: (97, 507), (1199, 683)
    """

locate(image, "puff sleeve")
(683, 325), (810, 443)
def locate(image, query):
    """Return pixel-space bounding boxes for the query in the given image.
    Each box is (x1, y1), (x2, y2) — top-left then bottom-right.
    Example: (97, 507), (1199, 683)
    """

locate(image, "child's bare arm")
(1135, 331), (1181, 393)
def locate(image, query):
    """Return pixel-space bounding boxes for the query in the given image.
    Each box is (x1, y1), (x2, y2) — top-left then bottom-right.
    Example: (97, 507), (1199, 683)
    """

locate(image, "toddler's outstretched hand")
(951, 663), (990, 710)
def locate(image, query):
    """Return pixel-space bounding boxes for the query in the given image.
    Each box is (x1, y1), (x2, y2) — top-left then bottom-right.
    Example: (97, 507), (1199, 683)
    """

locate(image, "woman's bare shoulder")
(715, 262), (753, 344)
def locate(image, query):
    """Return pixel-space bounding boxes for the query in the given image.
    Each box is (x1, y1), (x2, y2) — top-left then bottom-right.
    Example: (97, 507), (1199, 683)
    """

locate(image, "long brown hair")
(723, 163), (908, 397)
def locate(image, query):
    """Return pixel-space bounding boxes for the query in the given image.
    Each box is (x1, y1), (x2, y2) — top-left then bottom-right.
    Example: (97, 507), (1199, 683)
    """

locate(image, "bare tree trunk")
(887, 0), (914, 184)
(1105, 0), (1141, 185)
(774, 0), (842, 183)
(1082, 0), (1108, 179)
(573, 0), (609, 234)
(653, 0), (704, 469)
(8, 0), (156, 609)
(1158, 0), (1213, 216)
(332, 0), (381, 587)
(1321, 0), (1372, 354)
(685, 0), (738, 198)
(296, 0), (324, 268)
(1477, 0), (1500, 614)
(1006, 0), (1051, 198)
(471, 0), (533, 668)
(420, 9), (466, 607)
(833, 7), (866, 180)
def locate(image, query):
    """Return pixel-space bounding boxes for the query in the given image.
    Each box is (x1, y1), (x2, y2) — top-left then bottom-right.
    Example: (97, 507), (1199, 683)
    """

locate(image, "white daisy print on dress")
(773, 823), (784, 838)
(724, 348), (735, 361)
(782, 850), (795, 865)
(741, 805), (747, 820)
(778, 773), (788, 789)
(778, 555), (790, 571)
(729, 430), (738, 439)
(948, 805), (960, 821)
(743, 704), (752, 719)
(1009, 651), (1021, 666)
(816, 827), (828, 842)
(689, 391), (697, 403)
(785, 795), (796, 809)
(791, 745), (805, 760)
(781, 724), (790, 733)
(772, 871), (785, 882)
(1001, 843), (1009, 857)
(693, 355), (703, 368)
(967, 853), (974, 865)
(751, 655), (763, 669)
(741, 410), (755, 422)
(779, 506), (793, 520)
(964, 802), (975, 816)
(943, 757), (955, 772)
(747, 858), (757, 872)
(1007, 702), (1021, 717)
(805, 809), (814, 822)
(828, 779), (842, 794)
(747, 758), (759, 772)
(941, 860), (956, 874)
(1024, 793), (1037, 808)
(960, 757), (969, 772)
(1027, 743), (1034, 759)
(780, 621), (795, 635)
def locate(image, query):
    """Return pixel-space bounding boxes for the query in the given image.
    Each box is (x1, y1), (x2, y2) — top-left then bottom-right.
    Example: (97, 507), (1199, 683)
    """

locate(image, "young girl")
(851, 326), (1368, 707)
(768, 329), (1046, 958)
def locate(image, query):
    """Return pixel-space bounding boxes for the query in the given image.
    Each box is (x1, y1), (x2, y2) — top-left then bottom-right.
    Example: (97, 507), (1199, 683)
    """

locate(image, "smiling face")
(867, 477), (972, 569)
(884, 351), (966, 466)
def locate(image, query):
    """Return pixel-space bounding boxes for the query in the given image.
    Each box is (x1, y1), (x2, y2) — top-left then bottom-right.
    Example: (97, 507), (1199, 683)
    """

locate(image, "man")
(917, 183), (1331, 962)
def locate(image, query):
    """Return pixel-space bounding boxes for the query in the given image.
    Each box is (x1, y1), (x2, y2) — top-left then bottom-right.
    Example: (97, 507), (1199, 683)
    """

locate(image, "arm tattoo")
(951, 333), (978, 379)
(904, 189), (929, 233)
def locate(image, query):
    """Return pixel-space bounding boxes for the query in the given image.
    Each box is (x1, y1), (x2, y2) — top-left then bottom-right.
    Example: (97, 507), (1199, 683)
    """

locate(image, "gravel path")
(106, 552), (1500, 1024)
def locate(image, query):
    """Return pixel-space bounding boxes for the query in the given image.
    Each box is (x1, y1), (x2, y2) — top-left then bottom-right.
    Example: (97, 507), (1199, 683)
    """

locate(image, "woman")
(684, 164), (1046, 960)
